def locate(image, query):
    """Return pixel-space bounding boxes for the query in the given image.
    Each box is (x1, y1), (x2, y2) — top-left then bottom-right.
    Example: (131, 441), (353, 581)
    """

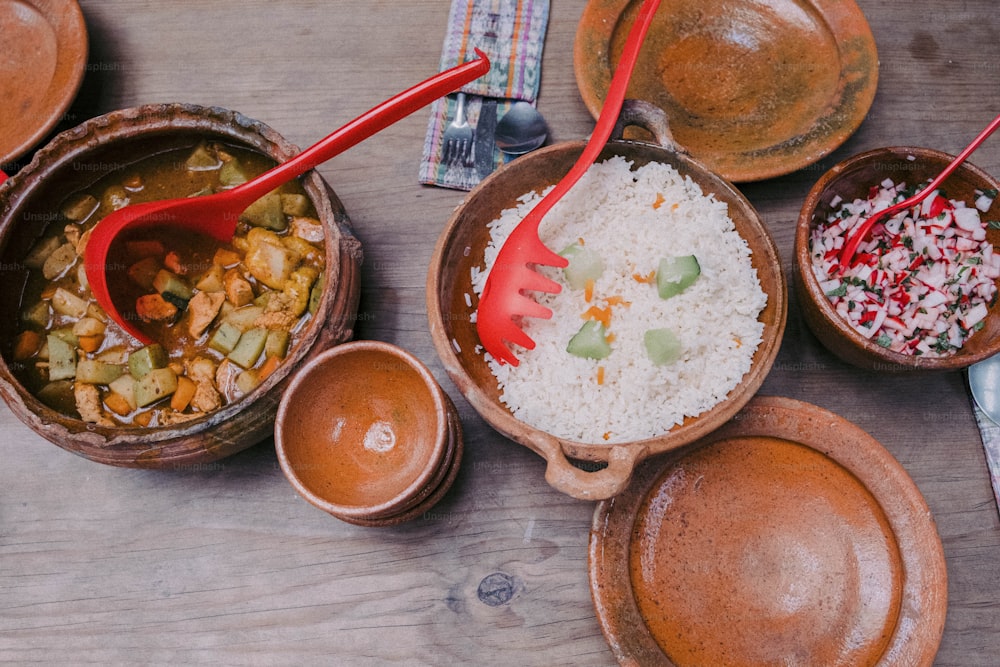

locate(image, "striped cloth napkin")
(419, 0), (550, 191)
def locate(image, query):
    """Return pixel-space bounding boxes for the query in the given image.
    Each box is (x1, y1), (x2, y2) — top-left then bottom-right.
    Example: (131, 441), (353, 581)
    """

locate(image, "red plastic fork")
(84, 51), (490, 344)
(839, 111), (1000, 267)
(475, 0), (661, 366)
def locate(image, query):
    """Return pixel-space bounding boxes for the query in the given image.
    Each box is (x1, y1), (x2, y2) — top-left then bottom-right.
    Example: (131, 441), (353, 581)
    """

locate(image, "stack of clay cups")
(275, 340), (462, 526)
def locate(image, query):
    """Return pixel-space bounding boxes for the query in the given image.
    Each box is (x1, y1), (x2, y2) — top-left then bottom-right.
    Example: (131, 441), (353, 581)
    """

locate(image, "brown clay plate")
(589, 396), (947, 666)
(0, 0), (88, 165)
(573, 0), (879, 182)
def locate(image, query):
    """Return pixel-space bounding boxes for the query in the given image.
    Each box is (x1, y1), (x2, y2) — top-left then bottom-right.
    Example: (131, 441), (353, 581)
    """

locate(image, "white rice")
(470, 156), (767, 444)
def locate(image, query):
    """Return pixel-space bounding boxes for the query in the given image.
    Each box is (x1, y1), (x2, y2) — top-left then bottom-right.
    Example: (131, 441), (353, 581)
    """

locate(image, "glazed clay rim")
(572, 0), (879, 182)
(274, 340), (453, 521)
(0, 103), (360, 467)
(0, 0), (88, 164)
(588, 395), (948, 666)
(794, 146), (1000, 371)
(426, 104), (787, 501)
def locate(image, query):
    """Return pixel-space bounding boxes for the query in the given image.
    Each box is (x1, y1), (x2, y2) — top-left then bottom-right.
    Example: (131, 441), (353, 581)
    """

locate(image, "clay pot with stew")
(0, 104), (362, 468)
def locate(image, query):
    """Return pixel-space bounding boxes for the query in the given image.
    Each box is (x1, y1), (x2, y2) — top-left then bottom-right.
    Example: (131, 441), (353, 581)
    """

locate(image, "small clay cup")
(794, 146), (1000, 371)
(274, 341), (463, 526)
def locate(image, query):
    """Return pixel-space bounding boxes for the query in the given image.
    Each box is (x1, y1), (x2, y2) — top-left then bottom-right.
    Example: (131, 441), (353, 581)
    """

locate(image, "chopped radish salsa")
(810, 178), (1000, 356)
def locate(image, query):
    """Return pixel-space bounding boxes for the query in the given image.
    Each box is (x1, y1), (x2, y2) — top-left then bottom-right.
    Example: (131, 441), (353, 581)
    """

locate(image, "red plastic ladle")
(84, 51), (490, 343)
(474, 0), (660, 366)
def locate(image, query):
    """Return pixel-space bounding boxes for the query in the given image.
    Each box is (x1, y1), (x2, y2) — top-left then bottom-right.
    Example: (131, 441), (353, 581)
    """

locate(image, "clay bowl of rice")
(427, 101), (787, 501)
(794, 146), (1000, 372)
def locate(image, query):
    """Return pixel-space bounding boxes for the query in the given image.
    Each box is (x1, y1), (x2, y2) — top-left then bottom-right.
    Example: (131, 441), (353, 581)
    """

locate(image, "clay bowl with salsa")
(0, 104), (362, 467)
(426, 101), (787, 501)
(794, 146), (1000, 372)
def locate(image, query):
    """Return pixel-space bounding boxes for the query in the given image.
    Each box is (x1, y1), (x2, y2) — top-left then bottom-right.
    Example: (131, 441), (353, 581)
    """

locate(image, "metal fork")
(441, 92), (474, 166)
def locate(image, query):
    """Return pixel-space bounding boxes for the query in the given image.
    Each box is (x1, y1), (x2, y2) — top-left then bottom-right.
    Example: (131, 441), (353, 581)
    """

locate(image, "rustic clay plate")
(589, 396), (947, 666)
(573, 0), (879, 182)
(0, 0), (88, 165)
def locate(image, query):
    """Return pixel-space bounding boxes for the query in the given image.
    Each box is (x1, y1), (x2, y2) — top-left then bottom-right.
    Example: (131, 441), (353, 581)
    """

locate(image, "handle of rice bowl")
(532, 432), (645, 501)
(612, 99), (687, 154)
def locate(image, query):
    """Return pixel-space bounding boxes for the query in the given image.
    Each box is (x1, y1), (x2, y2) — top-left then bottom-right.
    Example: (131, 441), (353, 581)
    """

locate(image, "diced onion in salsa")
(809, 178), (999, 356)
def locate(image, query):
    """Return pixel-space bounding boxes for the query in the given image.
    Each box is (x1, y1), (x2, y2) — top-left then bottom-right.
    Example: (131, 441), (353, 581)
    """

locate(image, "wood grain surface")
(2, 1), (999, 664)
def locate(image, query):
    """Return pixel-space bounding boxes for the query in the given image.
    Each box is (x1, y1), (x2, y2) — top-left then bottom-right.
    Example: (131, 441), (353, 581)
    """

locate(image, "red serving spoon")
(85, 51), (490, 344)
(839, 111), (1000, 267)
(475, 0), (661, 366)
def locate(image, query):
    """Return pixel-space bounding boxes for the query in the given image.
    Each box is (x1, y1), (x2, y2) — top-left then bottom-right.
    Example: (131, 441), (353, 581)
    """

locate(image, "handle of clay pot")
(611, 99), (688, 155)
(531, 432), (645, 501)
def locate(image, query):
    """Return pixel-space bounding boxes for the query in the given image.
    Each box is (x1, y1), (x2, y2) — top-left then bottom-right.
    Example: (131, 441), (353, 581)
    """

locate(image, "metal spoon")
(494, 101), (548, 156)
(970, 354), (1000, 424)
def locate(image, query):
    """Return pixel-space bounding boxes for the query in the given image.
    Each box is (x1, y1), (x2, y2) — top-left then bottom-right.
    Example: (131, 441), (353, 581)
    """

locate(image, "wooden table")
(2, 1), (998, 664)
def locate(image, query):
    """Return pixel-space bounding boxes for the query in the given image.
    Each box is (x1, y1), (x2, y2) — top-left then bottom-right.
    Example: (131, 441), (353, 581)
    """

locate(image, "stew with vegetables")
(10, 142), (325, 427)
